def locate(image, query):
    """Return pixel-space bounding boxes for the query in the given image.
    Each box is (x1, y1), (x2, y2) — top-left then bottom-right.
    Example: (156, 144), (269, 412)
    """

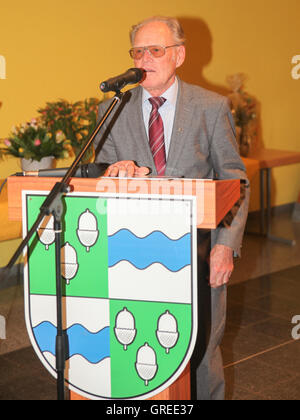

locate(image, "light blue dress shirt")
(142, 77), (178, 158)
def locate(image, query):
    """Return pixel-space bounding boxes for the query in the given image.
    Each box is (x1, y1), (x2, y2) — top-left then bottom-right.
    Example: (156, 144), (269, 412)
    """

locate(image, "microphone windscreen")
(84, 163), (109, 178)
(131, 68), (145, 83)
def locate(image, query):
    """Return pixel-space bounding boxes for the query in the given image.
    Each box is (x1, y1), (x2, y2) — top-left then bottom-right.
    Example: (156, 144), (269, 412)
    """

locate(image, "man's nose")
(143, 48), (154, 61)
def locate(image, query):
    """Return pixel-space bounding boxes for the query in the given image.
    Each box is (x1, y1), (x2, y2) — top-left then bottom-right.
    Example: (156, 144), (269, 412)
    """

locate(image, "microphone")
(100, 68), (145, 93)
(15, 163), (109, 178)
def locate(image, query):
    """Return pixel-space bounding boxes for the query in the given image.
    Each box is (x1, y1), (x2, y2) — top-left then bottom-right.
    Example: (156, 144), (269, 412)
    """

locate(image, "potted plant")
(0, 118), (72, 170)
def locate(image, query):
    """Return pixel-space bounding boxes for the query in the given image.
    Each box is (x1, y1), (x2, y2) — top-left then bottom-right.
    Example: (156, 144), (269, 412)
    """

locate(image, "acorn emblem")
(37, 214), (55, 250)
(156, 310), (179, 354)
(61, 242), (79, 285)
(114, 307), (137, 350)
(76, 209), (99, 252)
(135, 343), (158, 386)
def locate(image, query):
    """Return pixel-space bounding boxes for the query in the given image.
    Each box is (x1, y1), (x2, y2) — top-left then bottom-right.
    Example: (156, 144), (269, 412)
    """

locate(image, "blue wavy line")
(33, 321), (110, 364)
(108, 260), (191, 272)
(108, 229), (190, 241)
(108, 230), (191, 271)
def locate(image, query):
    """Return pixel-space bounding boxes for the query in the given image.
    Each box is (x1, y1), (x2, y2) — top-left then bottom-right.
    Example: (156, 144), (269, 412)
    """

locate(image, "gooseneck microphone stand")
(5, 90), (124, 400)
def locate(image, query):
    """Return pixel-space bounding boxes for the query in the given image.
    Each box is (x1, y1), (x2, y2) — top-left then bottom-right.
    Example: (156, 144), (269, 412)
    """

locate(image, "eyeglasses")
(129, 44), (180, 60)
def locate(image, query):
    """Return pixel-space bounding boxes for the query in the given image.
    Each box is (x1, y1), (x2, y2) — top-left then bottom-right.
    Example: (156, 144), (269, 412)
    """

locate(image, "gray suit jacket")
(94, 79), (249, 256)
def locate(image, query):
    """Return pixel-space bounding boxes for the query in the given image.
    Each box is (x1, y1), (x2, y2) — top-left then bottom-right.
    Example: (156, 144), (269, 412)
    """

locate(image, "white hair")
(130, 16), (186, 45)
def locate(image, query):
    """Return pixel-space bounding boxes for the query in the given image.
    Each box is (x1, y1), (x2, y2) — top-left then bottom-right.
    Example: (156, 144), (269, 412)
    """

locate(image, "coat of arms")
(23, 191), (197, 400)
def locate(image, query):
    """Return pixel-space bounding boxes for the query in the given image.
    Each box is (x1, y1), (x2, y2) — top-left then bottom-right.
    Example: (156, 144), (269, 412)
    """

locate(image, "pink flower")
(4, 139), (11, 147)
(34, 139), (41, 146)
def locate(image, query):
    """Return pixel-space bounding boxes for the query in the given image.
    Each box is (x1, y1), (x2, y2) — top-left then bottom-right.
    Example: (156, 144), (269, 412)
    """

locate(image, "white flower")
(30, 118), (38, 128)
(11, 125), (17, 135)
(55, 130), (66, 143)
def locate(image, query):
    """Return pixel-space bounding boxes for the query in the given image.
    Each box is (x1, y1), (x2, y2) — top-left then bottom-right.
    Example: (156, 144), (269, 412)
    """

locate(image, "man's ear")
(176, 45), (186, 68)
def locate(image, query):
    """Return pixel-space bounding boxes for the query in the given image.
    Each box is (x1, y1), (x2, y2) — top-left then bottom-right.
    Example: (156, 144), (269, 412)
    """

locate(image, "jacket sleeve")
(93, 100), (119, 165)
(209, 98), (250, 257)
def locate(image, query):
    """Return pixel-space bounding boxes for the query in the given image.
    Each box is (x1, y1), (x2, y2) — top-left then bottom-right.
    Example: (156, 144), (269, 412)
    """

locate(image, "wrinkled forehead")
(133, 21), (175, 47)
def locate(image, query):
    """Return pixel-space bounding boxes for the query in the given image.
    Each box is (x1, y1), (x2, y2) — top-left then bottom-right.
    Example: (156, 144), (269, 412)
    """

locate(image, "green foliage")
(0, 97), (103, 162)
(38, 98), (102, 162)
(0, 119), (68, 161)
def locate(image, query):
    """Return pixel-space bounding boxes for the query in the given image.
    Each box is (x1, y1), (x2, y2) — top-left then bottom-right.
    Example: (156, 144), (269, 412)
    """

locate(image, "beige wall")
(1, 0), (300, 210)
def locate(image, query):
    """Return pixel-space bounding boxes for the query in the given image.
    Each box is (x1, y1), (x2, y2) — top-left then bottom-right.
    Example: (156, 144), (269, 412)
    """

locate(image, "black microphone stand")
(5, 90), (124, 400)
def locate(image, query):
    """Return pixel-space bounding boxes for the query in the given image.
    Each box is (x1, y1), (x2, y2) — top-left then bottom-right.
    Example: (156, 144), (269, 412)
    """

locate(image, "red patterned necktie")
(148, 97), (166, 176)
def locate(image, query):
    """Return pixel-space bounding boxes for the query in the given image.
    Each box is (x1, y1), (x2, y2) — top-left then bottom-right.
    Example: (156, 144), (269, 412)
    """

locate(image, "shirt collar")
(142, 77), (178, 107)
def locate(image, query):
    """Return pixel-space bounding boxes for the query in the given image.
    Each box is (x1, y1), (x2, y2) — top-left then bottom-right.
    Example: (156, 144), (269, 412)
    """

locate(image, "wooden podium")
(7, 176), (240, 400)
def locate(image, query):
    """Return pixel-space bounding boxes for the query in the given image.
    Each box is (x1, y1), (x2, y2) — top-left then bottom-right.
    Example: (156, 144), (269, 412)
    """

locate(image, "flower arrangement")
(38, 98), (102, 162)
(0, 97), (103, 163)
(226, 73), (257, 156)
(0, 118), (71, 161)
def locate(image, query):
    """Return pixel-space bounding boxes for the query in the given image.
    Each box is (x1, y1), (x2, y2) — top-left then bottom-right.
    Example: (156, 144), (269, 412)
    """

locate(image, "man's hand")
(209, 244), (234, 288)
(104, 160), (150, 178)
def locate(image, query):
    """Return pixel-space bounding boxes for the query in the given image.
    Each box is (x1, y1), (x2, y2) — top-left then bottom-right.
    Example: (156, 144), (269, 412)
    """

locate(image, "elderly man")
(94, 16), (249, 400)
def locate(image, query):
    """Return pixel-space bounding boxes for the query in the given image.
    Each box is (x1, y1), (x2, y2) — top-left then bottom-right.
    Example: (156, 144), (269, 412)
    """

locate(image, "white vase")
(21, 156), (55, 171)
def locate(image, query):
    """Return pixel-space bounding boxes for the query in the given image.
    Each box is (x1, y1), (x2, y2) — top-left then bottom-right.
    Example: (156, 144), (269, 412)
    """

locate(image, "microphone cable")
(0, 178), (7, 196)
(0, 174), (18, 197)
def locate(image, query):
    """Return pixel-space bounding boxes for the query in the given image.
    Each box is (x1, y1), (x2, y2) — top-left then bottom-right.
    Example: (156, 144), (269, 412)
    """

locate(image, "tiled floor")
(222, 208), (300, 400)
(223, 265), (300, 400)
(0, 209), (299, 400)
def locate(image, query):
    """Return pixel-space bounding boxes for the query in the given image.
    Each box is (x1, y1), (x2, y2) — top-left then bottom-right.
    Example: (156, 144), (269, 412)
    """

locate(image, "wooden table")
(243, 148), (300, 245)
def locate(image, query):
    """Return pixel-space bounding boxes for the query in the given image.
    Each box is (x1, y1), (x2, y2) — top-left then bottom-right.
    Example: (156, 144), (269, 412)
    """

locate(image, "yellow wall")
(1, 0), (300, 210)
(0, 238), (22, 267)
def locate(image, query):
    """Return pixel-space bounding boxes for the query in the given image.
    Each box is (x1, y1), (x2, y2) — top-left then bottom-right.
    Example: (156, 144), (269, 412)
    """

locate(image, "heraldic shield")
(22, 190), (198, 400)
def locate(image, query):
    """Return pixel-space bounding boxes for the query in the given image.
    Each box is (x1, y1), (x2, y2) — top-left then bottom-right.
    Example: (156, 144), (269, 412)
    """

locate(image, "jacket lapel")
(165, 80), (194, 176)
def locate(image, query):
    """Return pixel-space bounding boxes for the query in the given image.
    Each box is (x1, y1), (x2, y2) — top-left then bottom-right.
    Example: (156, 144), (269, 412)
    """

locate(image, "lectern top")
(7, 176), (240, 229)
